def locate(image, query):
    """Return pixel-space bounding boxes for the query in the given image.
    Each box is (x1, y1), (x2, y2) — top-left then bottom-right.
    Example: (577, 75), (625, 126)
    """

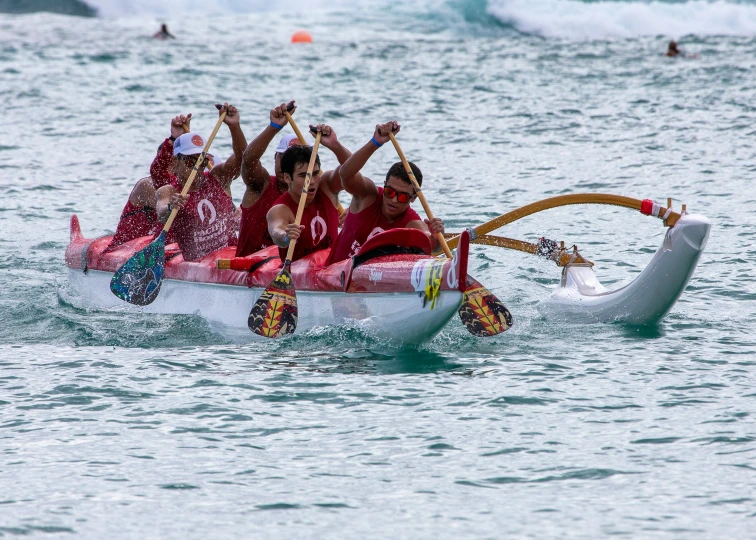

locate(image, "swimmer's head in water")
(668, 41), (679, 53)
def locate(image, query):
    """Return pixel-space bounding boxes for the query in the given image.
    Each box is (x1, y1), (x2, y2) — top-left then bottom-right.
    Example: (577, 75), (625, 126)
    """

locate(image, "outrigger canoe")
(65, 216), (471, 344)
(64, 193), (710, 342)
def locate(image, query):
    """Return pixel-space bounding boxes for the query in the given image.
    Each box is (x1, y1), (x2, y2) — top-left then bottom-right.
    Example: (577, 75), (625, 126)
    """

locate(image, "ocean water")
(1, 0), (756, 537)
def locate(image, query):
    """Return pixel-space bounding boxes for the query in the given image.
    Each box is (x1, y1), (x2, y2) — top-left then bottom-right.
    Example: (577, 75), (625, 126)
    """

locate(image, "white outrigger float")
(445, 193), (710, 326)
(65, 193), (709, 344)
(539, 212), (709, 324)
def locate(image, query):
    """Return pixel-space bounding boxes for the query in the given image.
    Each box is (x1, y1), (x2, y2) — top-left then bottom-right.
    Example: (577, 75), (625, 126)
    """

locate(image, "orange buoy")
(291, 30), (313, 43)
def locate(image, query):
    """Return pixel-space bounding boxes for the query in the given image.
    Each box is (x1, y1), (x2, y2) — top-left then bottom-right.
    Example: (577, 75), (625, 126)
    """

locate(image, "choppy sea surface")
(1, 0), (756, 537)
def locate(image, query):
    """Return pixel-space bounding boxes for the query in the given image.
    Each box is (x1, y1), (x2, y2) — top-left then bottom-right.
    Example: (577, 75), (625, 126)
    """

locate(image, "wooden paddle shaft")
(164, 111), (227, 231)
(284, 131), (322, 261)
(387, 132), (453, 258)
(284, 111), (308, 149)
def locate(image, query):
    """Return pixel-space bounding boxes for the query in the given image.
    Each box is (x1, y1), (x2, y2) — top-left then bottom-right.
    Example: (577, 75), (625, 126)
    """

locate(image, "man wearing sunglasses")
(153, 103), (248, 262)
(106, 111), (228, 253)
(327, 120), (444, 264)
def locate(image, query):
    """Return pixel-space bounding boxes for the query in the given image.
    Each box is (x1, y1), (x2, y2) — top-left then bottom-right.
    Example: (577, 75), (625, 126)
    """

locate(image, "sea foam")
(487, 0), (756, 39)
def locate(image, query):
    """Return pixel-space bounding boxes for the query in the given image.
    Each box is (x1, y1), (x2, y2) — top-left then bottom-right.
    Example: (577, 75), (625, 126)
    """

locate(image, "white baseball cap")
(274, 133), (302, 154)
(173, 132), (206, 156)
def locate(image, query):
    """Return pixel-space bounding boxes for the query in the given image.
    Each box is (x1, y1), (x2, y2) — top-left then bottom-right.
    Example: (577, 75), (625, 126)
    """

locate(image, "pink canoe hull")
(64, 216), (470, 343)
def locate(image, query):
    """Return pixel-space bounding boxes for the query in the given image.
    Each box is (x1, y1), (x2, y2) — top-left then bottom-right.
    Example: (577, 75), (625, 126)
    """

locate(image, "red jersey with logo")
(170, 174), (236, 262)
(328, 187), (421, 264)
(236, 176), (280, 257)
(274, 189), (338, 262)
(106, 200), (159, 251)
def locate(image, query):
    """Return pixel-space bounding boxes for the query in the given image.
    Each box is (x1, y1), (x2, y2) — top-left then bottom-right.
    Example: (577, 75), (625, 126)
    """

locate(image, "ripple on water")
(1, 11), (755, 540)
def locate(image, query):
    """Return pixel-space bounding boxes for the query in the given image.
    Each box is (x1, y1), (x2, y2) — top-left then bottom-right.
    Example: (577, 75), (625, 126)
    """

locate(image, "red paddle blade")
(248, 263), (298, 338)
(457, 276), (513, 336)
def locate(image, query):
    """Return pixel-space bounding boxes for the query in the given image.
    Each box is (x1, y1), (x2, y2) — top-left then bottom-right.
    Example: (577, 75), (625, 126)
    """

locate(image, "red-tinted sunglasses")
(383, 185), (414, 204)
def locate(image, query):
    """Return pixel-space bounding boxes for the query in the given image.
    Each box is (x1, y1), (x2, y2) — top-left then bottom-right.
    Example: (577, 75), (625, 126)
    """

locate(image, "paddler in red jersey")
(106, 151), (221, 251)
(154, 103), (248, 262)
(106, 175), (161, 251)
(106, 118), (223, 251)
(266, 134), (343, 262)
(236, 101), (351, 257)
(106, 115), (192, 251)
(327, 120), (445, 264)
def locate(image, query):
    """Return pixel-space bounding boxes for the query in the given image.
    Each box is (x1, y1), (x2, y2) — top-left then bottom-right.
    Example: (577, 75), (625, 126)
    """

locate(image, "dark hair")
(385, 161), (422, 188)
(281, 145), (320, 178)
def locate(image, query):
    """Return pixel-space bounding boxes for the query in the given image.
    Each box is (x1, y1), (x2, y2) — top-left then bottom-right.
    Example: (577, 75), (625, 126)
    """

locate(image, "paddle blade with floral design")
(458, 276), (513, 336)
(248, 262), (298, 337)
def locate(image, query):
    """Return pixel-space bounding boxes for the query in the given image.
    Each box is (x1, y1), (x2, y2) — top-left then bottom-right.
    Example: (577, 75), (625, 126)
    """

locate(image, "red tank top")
(274, 188), (338, 262)
(328, 187), (421, 264)
(170, 173), (236, 261)
(106, 200), (159, 251)
(236, 176), (280, 257)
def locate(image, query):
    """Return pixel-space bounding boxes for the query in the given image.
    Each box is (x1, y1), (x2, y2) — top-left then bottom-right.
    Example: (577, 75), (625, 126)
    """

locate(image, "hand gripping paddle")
(248, 129), (323, 337)
(387, 131), (512, 336)
(110, 111), (227, 305)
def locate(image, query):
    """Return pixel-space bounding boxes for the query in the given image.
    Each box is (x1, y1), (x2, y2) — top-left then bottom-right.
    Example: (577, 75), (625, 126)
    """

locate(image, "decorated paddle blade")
(458, 276), (513, 336)
(110, 231), (166, 306)
(248, 263), (298, 338)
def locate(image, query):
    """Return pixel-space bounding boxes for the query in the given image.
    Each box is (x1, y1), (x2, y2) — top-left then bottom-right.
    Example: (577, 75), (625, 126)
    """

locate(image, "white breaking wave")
(79, 0), (756, 39)
(487, 0), (756, 39)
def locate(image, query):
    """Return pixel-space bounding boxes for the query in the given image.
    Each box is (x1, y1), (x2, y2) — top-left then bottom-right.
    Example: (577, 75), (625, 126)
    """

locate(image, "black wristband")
(169, 135), (176, 142)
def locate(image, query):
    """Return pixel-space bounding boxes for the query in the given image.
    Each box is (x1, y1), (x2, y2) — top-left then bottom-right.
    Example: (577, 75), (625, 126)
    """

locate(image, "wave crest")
(6, 0), (756, 41)
(487, 0), (756, 39)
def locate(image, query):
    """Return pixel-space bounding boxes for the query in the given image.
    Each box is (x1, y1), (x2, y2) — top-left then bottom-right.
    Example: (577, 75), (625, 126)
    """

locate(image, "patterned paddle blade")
(248, 263), (298, 338)
(109, 232), (166, 306)
(457, 276), (513, 336)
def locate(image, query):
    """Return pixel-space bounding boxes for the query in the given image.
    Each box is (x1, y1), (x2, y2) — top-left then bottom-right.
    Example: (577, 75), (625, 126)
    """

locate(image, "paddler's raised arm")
(338, 121), (400, 199)
(209, 103), (247, 189)
(241, 101), (295, 194)
(151, 113), (192, 185)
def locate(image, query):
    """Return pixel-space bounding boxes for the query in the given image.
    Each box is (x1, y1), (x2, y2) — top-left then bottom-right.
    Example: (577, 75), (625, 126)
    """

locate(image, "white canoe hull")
(66, 268), (463, 344)
(539, 213), (710, 324)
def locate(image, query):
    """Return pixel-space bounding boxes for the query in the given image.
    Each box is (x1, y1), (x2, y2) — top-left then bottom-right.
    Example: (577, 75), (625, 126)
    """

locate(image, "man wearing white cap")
(153, 103), (247, 262)
(235, 100), (351, 257)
